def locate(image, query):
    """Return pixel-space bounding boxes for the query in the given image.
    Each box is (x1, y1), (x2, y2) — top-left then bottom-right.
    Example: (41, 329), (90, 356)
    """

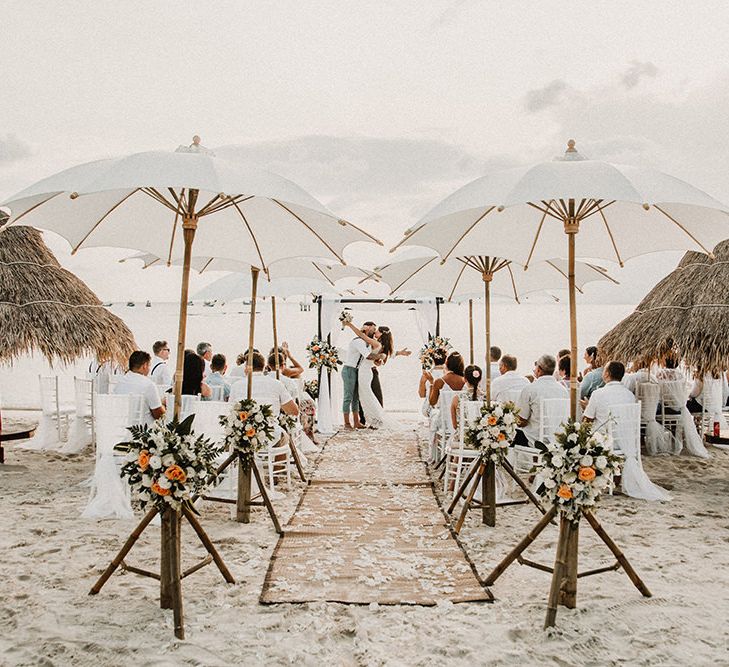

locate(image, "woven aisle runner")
(260, 427), (491, 605)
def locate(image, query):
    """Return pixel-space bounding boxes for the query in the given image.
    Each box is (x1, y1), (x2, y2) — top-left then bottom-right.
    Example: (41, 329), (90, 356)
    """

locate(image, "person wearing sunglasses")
(150, 340), (173, 388)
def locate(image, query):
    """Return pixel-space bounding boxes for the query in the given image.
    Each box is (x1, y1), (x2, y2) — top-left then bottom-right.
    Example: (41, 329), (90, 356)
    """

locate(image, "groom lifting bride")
(341, 319), (411, 430)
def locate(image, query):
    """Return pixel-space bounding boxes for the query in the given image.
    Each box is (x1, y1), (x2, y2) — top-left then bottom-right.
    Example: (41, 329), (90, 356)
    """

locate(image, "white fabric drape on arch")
(413, 298), (438, 345)
(316, 296), (341, 434)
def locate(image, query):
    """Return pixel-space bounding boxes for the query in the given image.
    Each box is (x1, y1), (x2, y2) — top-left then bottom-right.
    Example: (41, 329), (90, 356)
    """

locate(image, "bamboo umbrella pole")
(272, 295), (280, 379)
(483, 270), (492, 403)
(566, 201), (579, 420)
(238, 265), (260, 523)
(468, 299), (474, 364)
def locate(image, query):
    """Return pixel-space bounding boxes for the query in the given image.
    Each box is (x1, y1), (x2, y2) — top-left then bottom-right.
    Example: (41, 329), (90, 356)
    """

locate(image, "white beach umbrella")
(369, 253), (616, 393)
(1, 138), (380, 417)
(392, 140), (729, 416)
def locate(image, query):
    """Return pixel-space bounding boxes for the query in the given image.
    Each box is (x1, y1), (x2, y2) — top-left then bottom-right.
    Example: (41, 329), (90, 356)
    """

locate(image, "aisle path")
(260, 426), (492, 605)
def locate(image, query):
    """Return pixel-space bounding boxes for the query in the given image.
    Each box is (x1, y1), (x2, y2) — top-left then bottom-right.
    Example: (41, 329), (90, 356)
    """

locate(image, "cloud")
(524, 80), (568, 113)
(621, 61), (658, 89)
(0, 134), (32, 164)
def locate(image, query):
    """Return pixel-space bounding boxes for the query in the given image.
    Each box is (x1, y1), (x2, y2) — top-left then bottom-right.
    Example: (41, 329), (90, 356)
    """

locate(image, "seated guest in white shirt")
(114, 351), (165, 425)
(230, 351), (299, 417)
(582, 361), (636, 427)
(556, 354), (571, 389)
(514, 355), (568, 445)
(197, 341), (213, 377)
(488, 345), (502, 380)
(150, 340), (173, 388)
(491, 355), (529, 402)
(204, 353), (231, 401)
(229, 352), (248, 378)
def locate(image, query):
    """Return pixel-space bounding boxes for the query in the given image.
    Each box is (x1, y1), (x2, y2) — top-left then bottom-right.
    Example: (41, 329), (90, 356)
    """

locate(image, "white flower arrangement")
(306, 337), (342, 372)
(278, 412), (299, 434)
(118, 415), (222, 512)
(418, 334), (452, 370)
(533, 419), (623, 522)
(304, 379), (319, 399)
(220, 399), (278, 470)
(338, 310), (354, 329)
(463, 401), (520, 462)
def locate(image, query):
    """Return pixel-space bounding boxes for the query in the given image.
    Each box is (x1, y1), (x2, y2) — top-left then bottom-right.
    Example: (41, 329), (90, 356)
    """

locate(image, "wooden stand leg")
(501, 459), (547, 515)
(160, 508), (174, 609)
(167, 508), (184, 640)
(181, 504), (236, 584)
(454, 463), (484, 534)
(251, 462), (283, 535)
(583, 510), (652, 597)
(446, 456), (481, 515)
(236, 455), (252, 523)
(484, 506), (557, 586)
(560, 518), (579, 609)
(89, 508), (159, 595)
(288, 435), (307, 482)
(545, 514), (572, 628)
(483, 459), (496, 527)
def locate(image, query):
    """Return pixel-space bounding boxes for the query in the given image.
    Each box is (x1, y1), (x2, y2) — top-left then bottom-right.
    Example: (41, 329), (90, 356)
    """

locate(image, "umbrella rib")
(166, 190), (184, 265)
(390, 223), (426, 253)
(493, 258), (510, 273)
(527, 201), (562, 222)
(271, 198), (345, 264)
(585, 262), (620, 285)
(231, 198), (267, 271)
(524, 205), (549, 269)
(580, 199), (615, 221)
(200, 194), (252, 216)
(390, 256), (439, 294)
(71, 189), (140, 254)
(447, 260), (471, 302)
(198, 258), (215, 274)
(653, 205), (715, 257)
(312, 262), (337, 287)
(338, 218), (384, 247)
(4, 192), (61, 226)
(546, 259), (584, 294)
(597, 205), (625, 267)
(440, 206), (495, 263)
(195, 194), (222, 217)
(505, 262), (520, 304)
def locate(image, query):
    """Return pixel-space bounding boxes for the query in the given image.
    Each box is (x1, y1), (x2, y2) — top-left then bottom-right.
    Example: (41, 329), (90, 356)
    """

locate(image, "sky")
(2, 0), (729, 302)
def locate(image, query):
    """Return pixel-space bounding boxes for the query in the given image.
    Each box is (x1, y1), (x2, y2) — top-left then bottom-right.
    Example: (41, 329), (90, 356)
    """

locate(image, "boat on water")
(126, 301), (135, 307)
(102, 302), (113, 307)
(203, 300), (216, 307)
(145, 300), (152, 308)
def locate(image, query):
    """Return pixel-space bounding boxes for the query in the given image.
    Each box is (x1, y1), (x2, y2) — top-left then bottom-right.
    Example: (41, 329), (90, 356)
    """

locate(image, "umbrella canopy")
(598, 239), (729, 373)
(369, 253), (617, 302)
(0, 223), (136, 365)
(393, 140), (729, 416)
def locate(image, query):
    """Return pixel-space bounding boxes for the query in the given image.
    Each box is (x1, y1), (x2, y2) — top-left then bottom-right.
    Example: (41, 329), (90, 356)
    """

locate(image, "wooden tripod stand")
(89, 503), (235, 639)
(446, 455), (546, 533)
(200, 451), (283, 535)
(485, 506), (651, 629)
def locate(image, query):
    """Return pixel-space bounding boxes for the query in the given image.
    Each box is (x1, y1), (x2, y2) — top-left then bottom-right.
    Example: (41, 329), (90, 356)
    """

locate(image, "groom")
(342, 320), (377, 430)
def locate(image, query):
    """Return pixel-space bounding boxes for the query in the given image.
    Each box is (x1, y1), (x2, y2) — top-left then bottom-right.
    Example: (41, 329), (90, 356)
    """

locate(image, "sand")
(1, 414), (728, 666)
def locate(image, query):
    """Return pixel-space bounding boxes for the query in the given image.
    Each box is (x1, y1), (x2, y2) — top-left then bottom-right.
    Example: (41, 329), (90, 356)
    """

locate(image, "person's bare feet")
(355, 424), (367, 429)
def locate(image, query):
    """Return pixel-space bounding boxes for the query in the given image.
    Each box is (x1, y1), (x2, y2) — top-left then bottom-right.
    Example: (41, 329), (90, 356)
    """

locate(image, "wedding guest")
(656, 354), (683, 382)
(229, 352), (248, 378)
(230, 351), (298, 416)
(451, 364), (484, 428)
(581, 345), (598, 381)
(204, 353), (230, 401)
(491, 355), (529, 401)
(489, 346), (502, 379)
(582, 361), (635, 426)
(419, 348), (448, 400)
(196, 341), (213, 376)
(150, 340), (173, 387)
(429, 352), (466, 406)
(580, 348), (604, 401)
(514, 355), (568, 445)
(182, 349), (212, 398)
(268, 341), (304, 379)
(114, 350), (165, 425)
(557, 354), (571, 388)
(557, 348), (570, 360)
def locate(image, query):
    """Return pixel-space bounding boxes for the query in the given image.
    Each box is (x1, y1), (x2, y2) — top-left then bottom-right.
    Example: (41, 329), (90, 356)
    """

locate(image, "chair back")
(701, 376), (724, 420)
(74, 376), (95, 419)
(538, 398), (569, 442)
(636, 382), (660, 421)
(209, 385), (226, 402)
(127, 394), (146, 425)
(192, 400), (230, 442)
(437, 388), (458, 437)
(38, 375), (60, 415)
(659, 379), (687, 410)
(95, 394), (134, 456)
(458, 399), (483, 448)
(501, 389), (523, 404)
(607, 402), (641, 457)
(181, 394), (200, 421)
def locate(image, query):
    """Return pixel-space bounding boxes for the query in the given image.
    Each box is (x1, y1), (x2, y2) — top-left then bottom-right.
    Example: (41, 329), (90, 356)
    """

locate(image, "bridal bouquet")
(419, 334), (452, 370)
(533, 419), (622, 521)
(306, 337), (342, 371)
(464, 401), (520, 462)
(304, 379), (319, 399)
(117, 415), (222, 512)
(338, 310), (353, 329)
(220, 399), (278, 470)
(278, 412), (299, 433)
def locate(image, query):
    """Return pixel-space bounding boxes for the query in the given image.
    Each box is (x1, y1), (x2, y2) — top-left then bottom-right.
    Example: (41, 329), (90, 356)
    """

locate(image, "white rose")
(543, 478), (556, 489)
(551, 455), (563, 467)
(142, 474), (153, 487)
(563, 471), (577, 483)
(255, 413), (264, 423)
(580, 455), (593, 467)
(161, 453), (175, 466)
(595, 456), (607, 470)
(567, 433), (578, 443)
(149, 455), (162, 470)
(594, 475), (608, 490)
(503, 413), (514, 425)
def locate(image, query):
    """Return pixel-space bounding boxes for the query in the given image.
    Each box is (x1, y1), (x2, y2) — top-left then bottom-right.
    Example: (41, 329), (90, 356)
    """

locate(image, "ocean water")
(0, 300), (634, 411)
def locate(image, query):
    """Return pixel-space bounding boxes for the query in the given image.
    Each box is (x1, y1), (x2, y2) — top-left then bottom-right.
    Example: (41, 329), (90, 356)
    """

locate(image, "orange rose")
(578, 466), (596, 482)
(246, 426), (257, 438)
(151, 481), (170, 496)
(239, 411), (249, 421)
(165, 464), (187, 483)
(557, 484), (573, 500)
(497, 432), (506, 441)
(487, 415), (498, 426)
(138, 450), (150, 471)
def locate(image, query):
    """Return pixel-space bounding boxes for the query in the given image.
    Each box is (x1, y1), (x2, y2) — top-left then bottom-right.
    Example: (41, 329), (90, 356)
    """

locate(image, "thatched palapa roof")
(598, 239), (729, 373)
(0, 221), (136, 365)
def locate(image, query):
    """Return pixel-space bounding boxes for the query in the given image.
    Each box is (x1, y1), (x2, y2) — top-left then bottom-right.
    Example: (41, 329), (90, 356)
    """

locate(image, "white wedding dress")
(358, 356), (402, 431)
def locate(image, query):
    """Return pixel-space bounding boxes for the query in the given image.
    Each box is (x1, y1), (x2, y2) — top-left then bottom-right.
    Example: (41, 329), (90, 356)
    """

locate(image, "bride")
(345, 321), (403, 431)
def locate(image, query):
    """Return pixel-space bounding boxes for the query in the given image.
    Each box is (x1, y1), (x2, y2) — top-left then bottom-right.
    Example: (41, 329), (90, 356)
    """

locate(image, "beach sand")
(1, 415), (728, 666)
